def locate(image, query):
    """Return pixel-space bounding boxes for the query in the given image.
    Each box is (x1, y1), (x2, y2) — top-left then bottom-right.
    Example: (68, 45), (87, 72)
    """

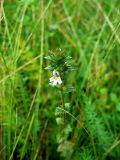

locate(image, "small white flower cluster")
(49, 70), (62, 86)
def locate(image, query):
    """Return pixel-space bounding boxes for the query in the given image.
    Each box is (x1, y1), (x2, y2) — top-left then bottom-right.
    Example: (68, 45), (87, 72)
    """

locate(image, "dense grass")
(0, 0), (120, 159)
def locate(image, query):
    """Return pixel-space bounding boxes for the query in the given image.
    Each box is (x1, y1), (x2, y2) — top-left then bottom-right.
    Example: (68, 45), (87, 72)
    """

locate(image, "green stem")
(60, 84), (66, 130)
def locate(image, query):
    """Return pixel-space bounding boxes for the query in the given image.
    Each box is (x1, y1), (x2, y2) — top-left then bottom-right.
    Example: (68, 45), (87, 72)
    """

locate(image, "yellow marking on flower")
(54, 76), (59, 80)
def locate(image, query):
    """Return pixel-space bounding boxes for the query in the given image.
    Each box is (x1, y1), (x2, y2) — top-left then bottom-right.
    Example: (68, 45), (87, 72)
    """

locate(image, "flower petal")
(52, 80), (58, 86)
(53, 70), (56, 75)
(49, 77), (54, 82)
(58, 77), (62, 84)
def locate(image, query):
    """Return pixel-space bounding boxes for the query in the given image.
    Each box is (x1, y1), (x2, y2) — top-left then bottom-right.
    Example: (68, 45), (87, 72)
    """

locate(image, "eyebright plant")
(45, 48), (74, 141)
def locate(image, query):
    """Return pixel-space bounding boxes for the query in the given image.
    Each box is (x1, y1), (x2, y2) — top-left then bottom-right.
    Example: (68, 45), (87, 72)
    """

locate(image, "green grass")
(0, 0), (120, 159)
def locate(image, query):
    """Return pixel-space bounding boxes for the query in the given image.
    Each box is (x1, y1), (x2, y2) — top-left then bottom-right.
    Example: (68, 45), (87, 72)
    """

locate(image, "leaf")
(55, 107), (64, 117)
(116, 102), (120, 112)
(110, 93), (118, 103)
(44, 66), (52, 70)
(65, 103), (71, 111)
(65, 86), (75, 93)
(56, 117), (64, 125)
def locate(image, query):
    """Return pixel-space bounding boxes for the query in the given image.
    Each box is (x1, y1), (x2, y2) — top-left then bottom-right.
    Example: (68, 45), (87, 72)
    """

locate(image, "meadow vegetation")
(0, 0), (120, 159)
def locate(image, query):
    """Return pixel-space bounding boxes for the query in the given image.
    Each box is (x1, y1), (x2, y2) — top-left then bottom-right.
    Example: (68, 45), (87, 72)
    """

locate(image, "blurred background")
(0, 0), (120, 159)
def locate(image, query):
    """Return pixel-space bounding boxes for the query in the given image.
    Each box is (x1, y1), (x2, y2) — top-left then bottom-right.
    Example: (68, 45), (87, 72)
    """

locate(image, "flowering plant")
(45, 48), (74, 142)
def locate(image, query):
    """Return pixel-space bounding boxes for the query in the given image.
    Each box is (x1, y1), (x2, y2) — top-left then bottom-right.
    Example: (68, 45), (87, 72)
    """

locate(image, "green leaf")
(55, 107), (64, 117)
(56, 117), (64, 125)
(65, 103), (71, 111)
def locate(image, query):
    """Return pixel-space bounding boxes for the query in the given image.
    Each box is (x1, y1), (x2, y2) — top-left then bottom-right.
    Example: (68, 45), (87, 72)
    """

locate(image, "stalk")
(60, 84), (66, 130)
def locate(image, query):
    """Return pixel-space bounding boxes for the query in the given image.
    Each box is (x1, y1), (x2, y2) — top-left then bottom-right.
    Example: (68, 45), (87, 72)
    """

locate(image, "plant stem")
(60, 84), (66, 130)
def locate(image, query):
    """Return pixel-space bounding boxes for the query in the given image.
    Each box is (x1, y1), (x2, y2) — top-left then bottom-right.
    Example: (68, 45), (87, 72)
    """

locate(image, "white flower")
(49, 70), (62, 86)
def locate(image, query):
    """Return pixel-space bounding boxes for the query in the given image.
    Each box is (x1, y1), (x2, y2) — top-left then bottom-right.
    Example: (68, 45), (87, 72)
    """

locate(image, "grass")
(0, 0), (120, 159)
